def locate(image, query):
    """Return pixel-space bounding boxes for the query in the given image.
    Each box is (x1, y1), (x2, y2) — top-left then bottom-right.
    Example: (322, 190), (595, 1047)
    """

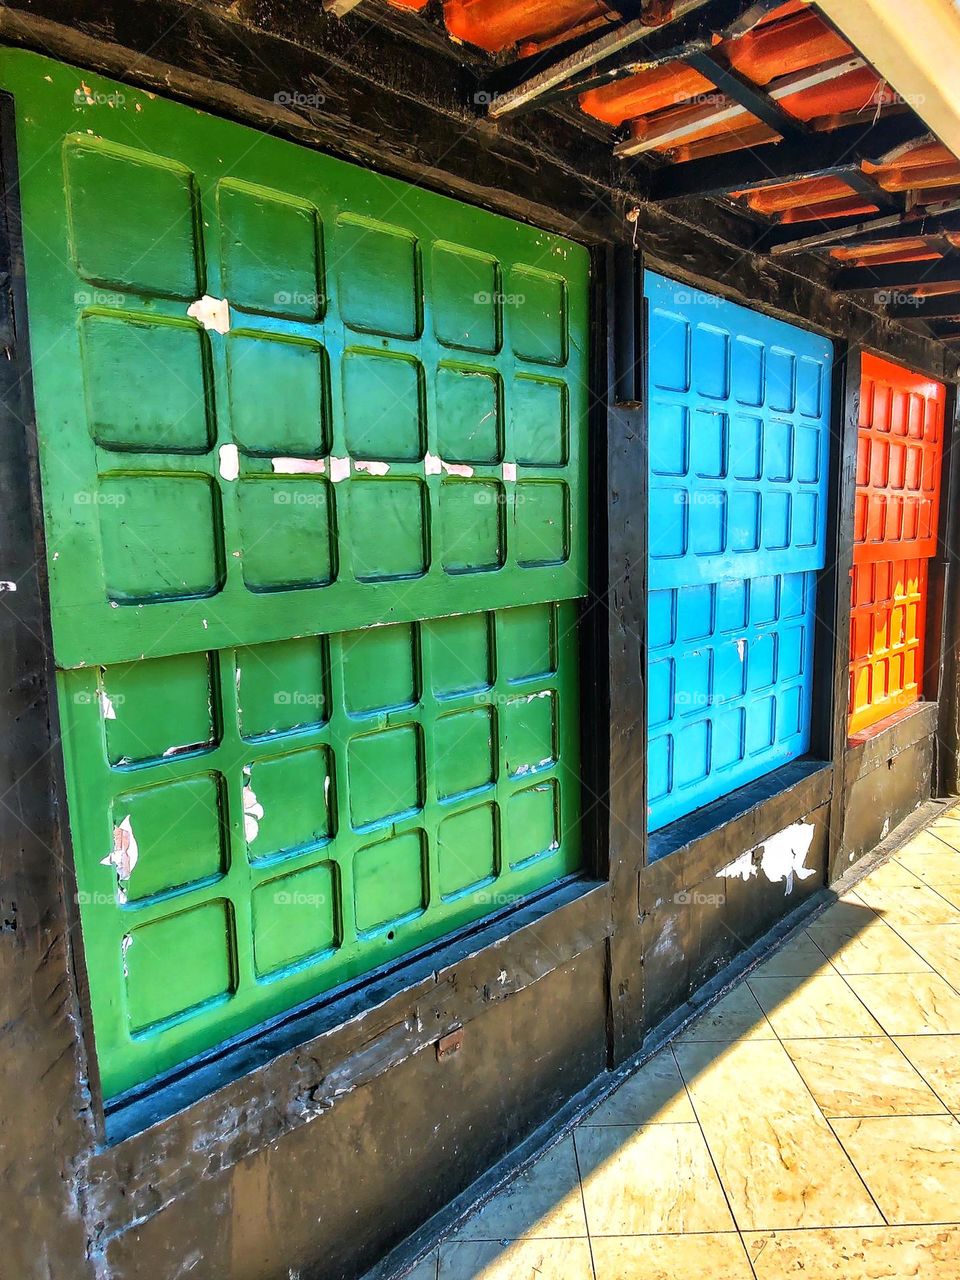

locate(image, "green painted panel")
(2, 50), (589, 670)
(4, 51), (588, 1098)
(60, 600), (581, 1096)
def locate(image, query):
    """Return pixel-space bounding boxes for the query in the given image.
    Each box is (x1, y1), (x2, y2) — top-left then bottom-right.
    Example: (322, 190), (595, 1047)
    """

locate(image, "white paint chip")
(502, 462), (517, 483)
(98, 689), (117, 721)
(329, 456), (351, 483)
(717, 820), (816, 896)
(218, 443), (240, 482)
(102, 815), (139, 902)
(187, 294), (231, 334)
(354, 459), (391, 476)
(0, 581), (17, 592)
(735, 637), (747, 662)
(424, 452), (442, 477)
(243, 777), (264, 844)
(271, 457), (327, 475)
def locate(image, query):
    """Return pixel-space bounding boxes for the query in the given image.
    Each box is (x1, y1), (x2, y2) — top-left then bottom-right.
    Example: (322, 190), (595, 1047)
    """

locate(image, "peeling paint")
(717, 820), (816, 895)
(101, 815), (139, 902)
(502, 462), (517, 483)
(243, 771), (264, 843)
(735, 637), (747, 662)
(0, 580), (17, 592)
(440, 460), (474, 478)
(121, 933), (133, 979)
(329, 456), (351, 483)
(218, 443), (240, 482)
(354, 459), (391, 476)
(187, 294), (231, 333)
(424, 452), (442, 477)
(98, 689), (117, 721)
(271, 457), (327, 475)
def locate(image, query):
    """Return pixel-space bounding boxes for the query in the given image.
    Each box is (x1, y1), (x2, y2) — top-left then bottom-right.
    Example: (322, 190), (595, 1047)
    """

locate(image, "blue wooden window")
(644, 272), (833, 834)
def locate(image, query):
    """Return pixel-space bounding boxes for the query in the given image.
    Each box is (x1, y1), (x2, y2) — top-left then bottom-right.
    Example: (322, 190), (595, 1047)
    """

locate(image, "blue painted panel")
(644, 272), (832, 834)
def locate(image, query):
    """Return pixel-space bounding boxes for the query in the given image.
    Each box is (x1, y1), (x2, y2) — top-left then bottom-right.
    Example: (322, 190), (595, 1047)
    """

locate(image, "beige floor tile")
(745, 1225), (960, 1278)
(831, 1114), (960, 1224)
(575, 1123), (734, 1236)
(675, 1038), (883, 1231)
(896, 924), (960, 986)
(748, 974), (883, 1039)
(404, 1252), (438, 1280)
(851, 881), (960, 927)
(897, 830), (960, 872)
(858, 859), (927, 891)
(438, 1238), (594, 1280)
(675, 983), (774, 1044)
(844, 972), (960, 1035)
(894, 1035), (960, 1112)
(582, 1050), (695, 1125)
(752, 930), (832, 979)
(591, 1233), (753, 1279)
(808, 915), (931, 975)
(782, 1037), (946, 1117)
(449, 1138), (586, 1241)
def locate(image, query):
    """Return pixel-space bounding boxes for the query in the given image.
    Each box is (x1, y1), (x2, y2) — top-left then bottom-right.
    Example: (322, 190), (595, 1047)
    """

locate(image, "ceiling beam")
(482, 0), (782, 120)
(645, 114), (930, 200)
(886, 292), (960, 320)
(681, 48), (809, 142)
(834, 255), (960, 290)
(767, 203), (960, 255)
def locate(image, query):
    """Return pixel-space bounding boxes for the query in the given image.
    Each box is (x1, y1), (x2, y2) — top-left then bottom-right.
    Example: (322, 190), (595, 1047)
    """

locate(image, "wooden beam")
(483, 0), (783, 120)
(768, 203), (960, 255)
(887, 292), (960, 320)
(835, 255), (960, 291)
(683, 47), (809, 142)
(645, 114), (931, 200)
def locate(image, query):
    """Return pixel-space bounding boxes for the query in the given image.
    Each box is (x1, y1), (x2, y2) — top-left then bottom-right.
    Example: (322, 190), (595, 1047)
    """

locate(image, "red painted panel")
(849, 355), (946, 733)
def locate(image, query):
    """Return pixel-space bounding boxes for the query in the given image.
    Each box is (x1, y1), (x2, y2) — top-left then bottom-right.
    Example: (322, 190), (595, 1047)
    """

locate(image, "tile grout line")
(667, 1044), (761, 1280)
(570, 1129), (598, 1280)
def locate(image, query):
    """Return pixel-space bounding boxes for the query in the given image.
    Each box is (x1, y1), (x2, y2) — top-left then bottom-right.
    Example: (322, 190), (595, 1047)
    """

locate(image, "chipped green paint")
(3, 51), (588, 1097)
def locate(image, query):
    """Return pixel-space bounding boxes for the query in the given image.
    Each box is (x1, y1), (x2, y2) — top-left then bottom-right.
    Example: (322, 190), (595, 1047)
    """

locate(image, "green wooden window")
(2, 50), (590, 1097)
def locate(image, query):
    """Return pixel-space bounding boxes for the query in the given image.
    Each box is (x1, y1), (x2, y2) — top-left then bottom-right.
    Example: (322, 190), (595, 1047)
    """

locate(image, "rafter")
(645, 115), (929, 200)
(834, 255), (960, 290)
(482, 0), (783, 120)
(767, 203), (960, 255)
(885, 292), (960, 320)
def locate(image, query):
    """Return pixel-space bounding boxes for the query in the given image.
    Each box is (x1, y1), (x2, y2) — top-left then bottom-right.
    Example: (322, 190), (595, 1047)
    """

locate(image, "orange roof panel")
(444, 0), (615, 54)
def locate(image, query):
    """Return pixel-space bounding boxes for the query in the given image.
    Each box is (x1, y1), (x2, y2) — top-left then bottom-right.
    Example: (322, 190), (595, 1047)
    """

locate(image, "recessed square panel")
(766, 421), (793, 482)
(354, 831), (426, 933)
(102, 650), (217, 764)
(227, 332), (328, 457)
(237, 636), (328, 738)
(515, 481), (568, 566)
(512, 375), (567, 467)
(649, 403), (688, 477)
(716, 579), (748, 632)
(65, 137), (201, 298)
(427, 612), (493, 698)
(648, 735), (673, 802)
(733, 336), (764, 406)
(237, 478), (334, 591)
(750, 632), (777, 690)
(244, 747), (333, 863)
(694, 325), (730, 400)
(336, 216), (419, 339)
(798, 356), (822, 418)
(691, 410), (727, 478)
(251, 861), (339, 977)
(712, 707), (745, 770)
(506, 779), (559, 869)
(648, 658), (674, 727)
(504, 690), (556, 778)
(342, 622), (417, 716)
(713, 640), (746, 703)
(763, 491), (791, 550)
(342, 350), (424, 462)
(731, 414), (763, 480)
(436, 364), (501, 464)
(431, 244), (499, 353)
(746, 695), (776, 753)
(793, 492), (819, 547)
(751, 576), (780, 624)
(648, 589), (676, 649)
(729, 491), (761, 553)
(81, 312), (212, 452)
(346, 479), (427, 582)
(508, 266), (566, 365)
(125, 900), (234, 1033)
(218, 178), (322, 320)
(110, 773), (225, 902)
(768, 348), (796, 412)
(99, 474), (222, 603)
(649, 488), (687, 559)
(677, 584), (714, 642)
(649, 310), (690, 392)
(690, 491), (726, 556)
(438, 803), (499, 899)
(795, 425), (821, 484)
(500, 603), (556, 683)
(674, 720), (710, 789)
(435, 707), (495, 800)
(440, 480), (504, 574)
(348, 725), (422, 829)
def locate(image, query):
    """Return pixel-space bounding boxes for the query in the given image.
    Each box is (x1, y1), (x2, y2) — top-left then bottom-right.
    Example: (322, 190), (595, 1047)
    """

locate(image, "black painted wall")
(0, 5), (958, 1279)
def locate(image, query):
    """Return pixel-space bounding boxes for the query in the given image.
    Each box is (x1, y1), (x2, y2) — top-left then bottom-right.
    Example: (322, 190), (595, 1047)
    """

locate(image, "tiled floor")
(409, 805), (960, 1279)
